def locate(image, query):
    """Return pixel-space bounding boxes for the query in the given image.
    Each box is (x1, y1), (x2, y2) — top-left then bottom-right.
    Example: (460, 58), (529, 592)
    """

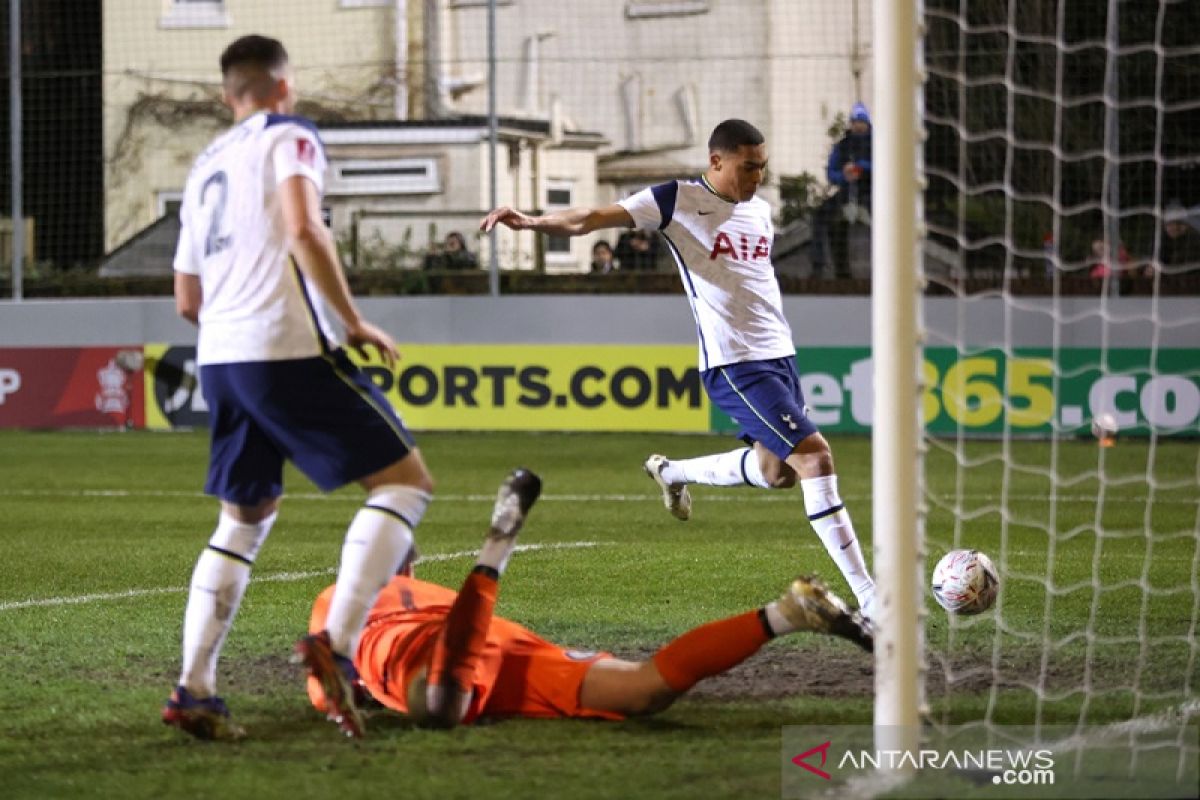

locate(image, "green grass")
(0, 430), (1196, 799)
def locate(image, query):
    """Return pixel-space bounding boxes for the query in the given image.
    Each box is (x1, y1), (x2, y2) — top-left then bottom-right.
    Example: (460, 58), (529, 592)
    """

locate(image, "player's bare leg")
(784, 434), (875, 620)
(164, 496), (278, 740)
(417, 468), (542, 729)
(579, 576), (872, 717)
(298, 450), (433, 739)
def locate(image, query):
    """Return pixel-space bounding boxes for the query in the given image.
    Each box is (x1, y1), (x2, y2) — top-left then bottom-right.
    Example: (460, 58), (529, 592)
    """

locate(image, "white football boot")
(643, 454), (692, 521)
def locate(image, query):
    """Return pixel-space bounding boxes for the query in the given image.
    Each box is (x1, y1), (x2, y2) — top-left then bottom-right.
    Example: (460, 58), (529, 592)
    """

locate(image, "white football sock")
(477, 537), (516, 575)
(662, 448), (771, 488)
(800, 475), (875, 609)
(179, 510), (276, 697)
(324, 485), (429, 656)
(763, 602), (797, 636)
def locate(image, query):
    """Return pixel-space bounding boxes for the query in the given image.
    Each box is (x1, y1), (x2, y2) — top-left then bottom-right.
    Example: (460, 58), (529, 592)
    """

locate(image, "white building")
(102, 0), (872, 272)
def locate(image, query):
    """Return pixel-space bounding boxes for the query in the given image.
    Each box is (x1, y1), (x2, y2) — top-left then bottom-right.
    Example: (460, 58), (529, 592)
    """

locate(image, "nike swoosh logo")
(698, 211), (714, 216)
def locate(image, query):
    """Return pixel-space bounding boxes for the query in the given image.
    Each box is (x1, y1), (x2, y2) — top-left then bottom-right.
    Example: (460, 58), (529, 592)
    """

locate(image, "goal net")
(910, 0), (1200, 789)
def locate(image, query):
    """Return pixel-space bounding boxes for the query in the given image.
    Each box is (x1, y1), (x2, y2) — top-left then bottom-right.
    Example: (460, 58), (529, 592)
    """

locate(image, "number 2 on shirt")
(200, 170), (233, 257)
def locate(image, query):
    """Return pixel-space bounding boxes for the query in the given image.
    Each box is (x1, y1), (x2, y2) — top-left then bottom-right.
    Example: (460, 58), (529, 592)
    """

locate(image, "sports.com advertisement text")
(132, 343), (1200, 437)
(141, 343), (706, 432)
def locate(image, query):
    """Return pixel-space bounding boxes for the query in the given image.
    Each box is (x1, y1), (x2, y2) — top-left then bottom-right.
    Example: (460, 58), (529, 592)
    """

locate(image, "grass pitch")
(1, 430), (1195, 799)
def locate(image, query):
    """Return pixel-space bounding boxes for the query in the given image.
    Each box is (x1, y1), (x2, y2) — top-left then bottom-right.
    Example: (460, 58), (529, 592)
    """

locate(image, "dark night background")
(924, 0), (1200, 273)
(0, 0), (103, 269)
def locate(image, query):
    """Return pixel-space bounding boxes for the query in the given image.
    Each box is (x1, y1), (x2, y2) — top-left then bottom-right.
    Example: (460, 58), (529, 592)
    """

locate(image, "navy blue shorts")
(702, 356), (820, 461)
(200, 349), (415, 505)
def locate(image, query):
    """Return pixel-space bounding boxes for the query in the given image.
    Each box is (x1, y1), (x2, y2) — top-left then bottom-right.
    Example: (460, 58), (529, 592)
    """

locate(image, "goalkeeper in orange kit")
(306, 469), (873, 731)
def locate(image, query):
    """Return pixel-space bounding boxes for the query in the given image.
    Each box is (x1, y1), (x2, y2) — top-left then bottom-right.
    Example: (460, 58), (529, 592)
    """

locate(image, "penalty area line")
(0, 541), (609, 613)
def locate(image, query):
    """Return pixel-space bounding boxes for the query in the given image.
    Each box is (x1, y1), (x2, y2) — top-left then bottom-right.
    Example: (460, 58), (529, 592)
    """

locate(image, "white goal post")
(871, 0), (926, 756)
(871, 0), (1200, 791)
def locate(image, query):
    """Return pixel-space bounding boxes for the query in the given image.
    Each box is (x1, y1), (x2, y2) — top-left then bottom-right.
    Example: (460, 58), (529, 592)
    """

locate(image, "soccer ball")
(931, 549), (999, 615)
(1091, 412), (1118, 445)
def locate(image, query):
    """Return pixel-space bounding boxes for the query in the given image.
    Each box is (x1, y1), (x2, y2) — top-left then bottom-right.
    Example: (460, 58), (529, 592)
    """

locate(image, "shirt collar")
(699, 174), (738, 204)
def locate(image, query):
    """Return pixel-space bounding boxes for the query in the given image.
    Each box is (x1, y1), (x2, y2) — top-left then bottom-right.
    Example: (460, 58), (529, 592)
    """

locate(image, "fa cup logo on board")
(95, 358), (129, 414)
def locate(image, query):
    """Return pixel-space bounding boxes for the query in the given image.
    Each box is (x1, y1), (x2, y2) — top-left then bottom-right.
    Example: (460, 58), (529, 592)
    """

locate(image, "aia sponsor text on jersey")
(709, 231), (771, 261)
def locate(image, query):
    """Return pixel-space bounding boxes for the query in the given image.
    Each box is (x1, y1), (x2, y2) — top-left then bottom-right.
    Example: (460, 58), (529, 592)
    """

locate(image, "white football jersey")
(619, 178), (795, 370)
(173, 112), (342, 366)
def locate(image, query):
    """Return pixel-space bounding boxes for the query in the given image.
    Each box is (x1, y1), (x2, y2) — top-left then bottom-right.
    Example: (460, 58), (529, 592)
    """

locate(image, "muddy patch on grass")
(117, 642), (1164, 706)
(612, 644), (1015, 702)
(113, 652), (303, 696)
(220, 652), (300, 695)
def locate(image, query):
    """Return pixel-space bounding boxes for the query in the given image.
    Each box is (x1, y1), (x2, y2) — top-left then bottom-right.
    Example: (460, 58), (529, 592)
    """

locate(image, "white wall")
(445, 0), (873, 182)
(2, 296), (1195, 349)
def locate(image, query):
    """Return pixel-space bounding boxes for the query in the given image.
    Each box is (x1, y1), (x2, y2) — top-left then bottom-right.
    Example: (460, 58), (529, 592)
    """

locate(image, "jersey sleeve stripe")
(650, 181), (679, 230)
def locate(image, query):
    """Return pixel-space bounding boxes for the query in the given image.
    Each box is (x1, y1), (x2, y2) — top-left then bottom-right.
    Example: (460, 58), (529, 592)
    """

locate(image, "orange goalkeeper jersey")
(308, 575), (620, 723)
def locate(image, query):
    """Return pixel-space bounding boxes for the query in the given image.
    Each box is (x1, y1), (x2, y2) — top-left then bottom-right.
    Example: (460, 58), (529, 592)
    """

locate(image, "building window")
(545, 181), (573, 256)
(625, 1), (709, 19)
(156, 191), (184, 219)
(338, 0), (391, 8)
(326, 158), (441, 196)
(159, 0), (230, 29)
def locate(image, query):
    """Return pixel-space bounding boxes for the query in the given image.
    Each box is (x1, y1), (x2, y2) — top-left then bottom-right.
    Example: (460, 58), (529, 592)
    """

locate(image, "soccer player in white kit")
(481, 119), (875, 623)
(163, 35), (434, 741)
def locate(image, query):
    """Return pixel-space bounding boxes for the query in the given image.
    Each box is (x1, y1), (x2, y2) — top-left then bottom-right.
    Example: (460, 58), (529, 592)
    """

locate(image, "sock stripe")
(740, 449), (754, 487)
(807, 503), (845, 522)
(206, 544), (253, 567)
(756, 607), (776, 639)
(364, 503), (415, 530)
(472, 564), (500, 581)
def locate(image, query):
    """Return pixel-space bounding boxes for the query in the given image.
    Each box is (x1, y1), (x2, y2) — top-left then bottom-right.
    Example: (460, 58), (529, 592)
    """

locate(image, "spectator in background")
(810, 102), (873, 278)
(423, 231), (478, 270)
(590, 239), (618, 274)
(615, 229), (659, 271)
(1159, 202), (1200, 271)
(1089, 237), (1131, 282)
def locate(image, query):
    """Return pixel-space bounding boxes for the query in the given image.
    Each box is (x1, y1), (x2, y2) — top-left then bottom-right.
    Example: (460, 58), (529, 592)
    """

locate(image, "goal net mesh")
(920, 0), (1200, 775)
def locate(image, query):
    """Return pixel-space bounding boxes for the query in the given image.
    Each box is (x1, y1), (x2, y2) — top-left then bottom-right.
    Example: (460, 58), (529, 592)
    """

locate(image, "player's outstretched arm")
(479, 204), (634, 237)
(279, 175), (399, 367)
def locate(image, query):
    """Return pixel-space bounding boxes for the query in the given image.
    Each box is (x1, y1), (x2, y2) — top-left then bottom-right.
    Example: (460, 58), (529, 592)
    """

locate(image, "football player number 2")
(201, 170), (233, 257)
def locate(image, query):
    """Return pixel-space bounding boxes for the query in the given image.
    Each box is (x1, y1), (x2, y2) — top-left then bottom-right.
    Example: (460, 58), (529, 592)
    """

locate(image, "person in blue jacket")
(810, 102), (873, 278)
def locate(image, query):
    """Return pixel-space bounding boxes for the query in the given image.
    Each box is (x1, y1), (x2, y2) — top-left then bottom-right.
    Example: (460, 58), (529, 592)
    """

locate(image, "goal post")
(872, 0), (926, 756)
(884, 0), (1200, 792)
